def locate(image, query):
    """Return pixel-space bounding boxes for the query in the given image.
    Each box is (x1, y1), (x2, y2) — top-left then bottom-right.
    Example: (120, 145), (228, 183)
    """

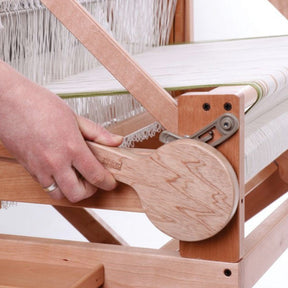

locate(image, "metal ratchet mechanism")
(159, 113), (239, 147)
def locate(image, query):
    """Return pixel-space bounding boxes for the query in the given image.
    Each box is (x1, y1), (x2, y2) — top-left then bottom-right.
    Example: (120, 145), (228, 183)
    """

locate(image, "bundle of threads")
(0, 0), (176, 141)
(0, 0), (177, 84)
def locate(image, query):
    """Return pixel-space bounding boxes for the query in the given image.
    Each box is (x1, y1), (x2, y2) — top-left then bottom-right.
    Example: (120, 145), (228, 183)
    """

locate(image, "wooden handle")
(40, 0), (178, 133)
(88, 140), (239, 241)
(86, 142), (149, 186)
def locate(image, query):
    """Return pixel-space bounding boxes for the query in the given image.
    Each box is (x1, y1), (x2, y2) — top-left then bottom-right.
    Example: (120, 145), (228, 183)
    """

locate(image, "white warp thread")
(121, 122), (163, 148)
(46, 36), (288, 182)
(3, 2), (288, 184)
(0, 0), (176, 84)
(65, 94), (145, 128)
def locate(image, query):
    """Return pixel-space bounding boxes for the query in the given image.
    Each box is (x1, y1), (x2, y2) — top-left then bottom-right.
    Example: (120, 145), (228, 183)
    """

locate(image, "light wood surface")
(107, 111), (156, 137)
(0, 158), (143, 211)
(0, 137), (239, 242)
(245, 161), (288, 221)
(87, 139), (239, 241)
(242, 196), (288, 287)
(245, 162), (278, 197)
(0, 258), (103, 288)
(161, 240), (179, 251)
(170, 0), (194, 44)
(40, 0), (178, 133)
(184, 0), (194, 42)
(0, 234), (240, 288)
(178, 86), (248, 261)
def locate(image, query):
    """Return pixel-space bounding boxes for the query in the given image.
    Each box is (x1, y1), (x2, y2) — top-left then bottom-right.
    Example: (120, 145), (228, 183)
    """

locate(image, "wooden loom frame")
(0, 0), (288, 287)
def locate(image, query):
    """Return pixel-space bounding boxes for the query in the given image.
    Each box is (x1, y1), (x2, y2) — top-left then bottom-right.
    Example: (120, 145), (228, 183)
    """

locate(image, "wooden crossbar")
(0, 258), (103, 288)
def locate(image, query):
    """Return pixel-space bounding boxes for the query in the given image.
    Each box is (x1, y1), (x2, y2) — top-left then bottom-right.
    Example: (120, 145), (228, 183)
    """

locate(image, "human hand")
(0, 61), (123, 202)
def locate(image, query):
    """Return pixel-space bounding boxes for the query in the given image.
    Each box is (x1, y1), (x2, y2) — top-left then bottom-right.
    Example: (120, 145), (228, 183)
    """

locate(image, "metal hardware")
(159, 113), (239, 147)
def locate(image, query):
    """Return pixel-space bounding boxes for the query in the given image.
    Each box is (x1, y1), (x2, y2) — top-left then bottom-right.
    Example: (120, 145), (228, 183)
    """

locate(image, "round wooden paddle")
(87, 139), (239, 241)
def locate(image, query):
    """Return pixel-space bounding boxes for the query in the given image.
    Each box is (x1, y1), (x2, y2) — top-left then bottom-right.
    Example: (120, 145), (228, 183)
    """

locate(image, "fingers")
(45, 184), (64, 201)
(72, 144), (117, 191)
(31, 115), (122, 203)
(77, 115), (123, 146)
(54, 168), (97, 203)
(37, 143), (117, 202)
(37, 175), (65, 201)
(39, 167), (98, 203)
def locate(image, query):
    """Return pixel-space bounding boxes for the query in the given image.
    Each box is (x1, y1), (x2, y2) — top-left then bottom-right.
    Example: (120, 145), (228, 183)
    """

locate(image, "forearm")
(0, 60), (24, 98)
(0, 61), (28, 144)
(0, 60), (63, 145)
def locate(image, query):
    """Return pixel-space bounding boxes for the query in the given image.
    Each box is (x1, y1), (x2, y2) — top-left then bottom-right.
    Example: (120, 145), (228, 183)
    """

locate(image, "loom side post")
(178, 85), (249, 262)
(170, 0), (194, 44)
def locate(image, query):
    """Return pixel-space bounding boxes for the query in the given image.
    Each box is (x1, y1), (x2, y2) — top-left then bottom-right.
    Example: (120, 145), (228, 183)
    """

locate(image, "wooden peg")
(87, 139), (239, 241)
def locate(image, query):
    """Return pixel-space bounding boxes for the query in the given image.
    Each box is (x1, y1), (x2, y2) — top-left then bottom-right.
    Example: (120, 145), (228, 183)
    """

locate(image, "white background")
(1, 0), (288, 287)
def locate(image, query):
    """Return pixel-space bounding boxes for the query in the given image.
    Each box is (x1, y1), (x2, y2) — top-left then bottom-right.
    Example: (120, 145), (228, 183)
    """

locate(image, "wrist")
(0, 60), (27, 99)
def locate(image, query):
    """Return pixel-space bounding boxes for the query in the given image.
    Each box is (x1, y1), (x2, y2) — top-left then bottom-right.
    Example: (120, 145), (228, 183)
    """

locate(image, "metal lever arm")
(159, 113), (239, 147)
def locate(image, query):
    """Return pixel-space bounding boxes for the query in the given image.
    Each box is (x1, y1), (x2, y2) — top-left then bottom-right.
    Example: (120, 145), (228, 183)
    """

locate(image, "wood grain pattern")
(170, 0), (194, 44)
(0, 159), (143, 211)
(178, 86), (249, 261)
(0, 234), (240, 288)
(0, 258), (103, 288)
(87, 139), (239, 241)
(40, 0), (178, 133)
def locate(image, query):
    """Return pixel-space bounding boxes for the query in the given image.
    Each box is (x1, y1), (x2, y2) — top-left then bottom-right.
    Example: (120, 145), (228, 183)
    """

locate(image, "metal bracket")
(159, 113), (239, 147)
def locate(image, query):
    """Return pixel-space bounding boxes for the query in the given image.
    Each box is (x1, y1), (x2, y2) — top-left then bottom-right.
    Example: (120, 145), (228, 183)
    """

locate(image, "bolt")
(221, 117), (233, 131)
(224, 102), (232, 111)
(202, 103), (211, 111)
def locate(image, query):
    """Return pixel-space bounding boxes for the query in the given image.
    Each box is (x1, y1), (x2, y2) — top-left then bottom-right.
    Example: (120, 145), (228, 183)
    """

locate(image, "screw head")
(224, 102), (232, 111)
(202, 103), (211, 111)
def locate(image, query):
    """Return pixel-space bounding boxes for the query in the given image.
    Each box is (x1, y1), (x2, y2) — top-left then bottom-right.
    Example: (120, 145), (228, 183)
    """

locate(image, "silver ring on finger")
(43, 182), (58, 193)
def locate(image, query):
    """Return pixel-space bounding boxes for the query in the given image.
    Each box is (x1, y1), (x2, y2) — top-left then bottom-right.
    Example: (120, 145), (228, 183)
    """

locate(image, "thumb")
(77, 115), (123, 146)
